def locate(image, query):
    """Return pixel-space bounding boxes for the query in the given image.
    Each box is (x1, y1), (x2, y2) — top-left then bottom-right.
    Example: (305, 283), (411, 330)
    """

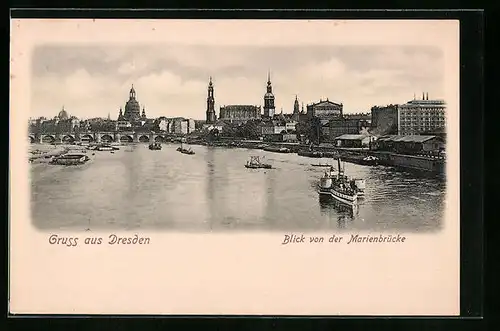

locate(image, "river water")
(30, 143), (446, 232)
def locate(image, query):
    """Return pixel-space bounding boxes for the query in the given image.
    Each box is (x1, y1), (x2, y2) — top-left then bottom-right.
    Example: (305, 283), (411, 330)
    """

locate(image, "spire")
(209, 76), (213, 86)
(294, 94), (300, 114)
(413, 93), (416, 100)
(118, 107), (124, 121)
(130, 84), (136, 99)
(266, 70), (273, 93)
(426, 92), (429, 100)
(422, 92), (425, 100)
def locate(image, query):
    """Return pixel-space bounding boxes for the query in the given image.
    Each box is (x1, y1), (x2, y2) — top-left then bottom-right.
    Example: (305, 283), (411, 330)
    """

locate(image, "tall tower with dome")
(206, 77), (216, 124)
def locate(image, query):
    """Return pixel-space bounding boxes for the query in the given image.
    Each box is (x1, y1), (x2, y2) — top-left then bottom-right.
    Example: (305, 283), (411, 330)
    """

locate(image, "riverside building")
(397, 93), (446, 136)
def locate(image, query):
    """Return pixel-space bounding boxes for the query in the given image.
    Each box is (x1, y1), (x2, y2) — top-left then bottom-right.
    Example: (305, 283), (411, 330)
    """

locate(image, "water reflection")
(318, 196), (359, 229)
(30, 144), (445, 232)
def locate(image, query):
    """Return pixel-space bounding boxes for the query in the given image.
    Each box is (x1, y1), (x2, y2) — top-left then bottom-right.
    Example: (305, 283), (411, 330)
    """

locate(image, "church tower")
(293, 95), (300, 120)
(206, 77), (216, 124)
(263, 70), (275, 118)
(117, 107), (124, 121)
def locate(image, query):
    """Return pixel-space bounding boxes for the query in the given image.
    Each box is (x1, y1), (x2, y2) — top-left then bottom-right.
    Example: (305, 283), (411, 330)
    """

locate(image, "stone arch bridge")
(29, 132), (171, 144)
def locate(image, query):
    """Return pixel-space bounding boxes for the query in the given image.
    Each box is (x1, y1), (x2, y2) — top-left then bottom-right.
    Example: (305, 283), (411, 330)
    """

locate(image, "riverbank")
(29, 145), (89, 163)
(186, 139), (446, 176)
(29, 140), (445, 177)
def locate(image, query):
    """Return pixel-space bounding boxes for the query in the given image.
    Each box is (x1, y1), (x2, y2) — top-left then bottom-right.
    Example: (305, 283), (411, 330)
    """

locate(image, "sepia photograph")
(10, 18), (460, 315)
(29, 45), (446, 233)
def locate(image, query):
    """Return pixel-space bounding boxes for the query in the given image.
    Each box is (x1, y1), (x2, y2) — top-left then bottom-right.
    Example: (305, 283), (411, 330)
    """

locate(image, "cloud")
(300, 57), (346, 81)
(117, 61), (146, 75)
(30, 45), (445, 119)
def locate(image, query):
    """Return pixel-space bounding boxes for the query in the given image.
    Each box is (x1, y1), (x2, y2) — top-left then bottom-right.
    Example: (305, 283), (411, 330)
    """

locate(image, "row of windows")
(401, 119), (446, 123)
(400, 109), (445, 112)
(400, 114), (445, 118)
(401, 121), (445, 125)
(400, 125), (445, 129)
(400, 107), (445, 111)
(400, 125), (445, 130)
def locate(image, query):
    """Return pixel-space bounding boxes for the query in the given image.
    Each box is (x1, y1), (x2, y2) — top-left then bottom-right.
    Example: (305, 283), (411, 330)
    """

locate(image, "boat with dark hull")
(177, 142), (195, 155)
(92, 143), (120, 151)
(49, 153), (90, 166)
(298, 150), (323, 158)
(148, 142), (162, 150)
(263, 146), (291, 153)
(358, 155), (379, 166)
(311, 161), (333, 167)
(318, 158), (358, 206)
(245, 156), (272, 169)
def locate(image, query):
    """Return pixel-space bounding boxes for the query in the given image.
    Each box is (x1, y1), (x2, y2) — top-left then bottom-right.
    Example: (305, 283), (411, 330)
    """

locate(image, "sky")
(31, 44), (444, 120)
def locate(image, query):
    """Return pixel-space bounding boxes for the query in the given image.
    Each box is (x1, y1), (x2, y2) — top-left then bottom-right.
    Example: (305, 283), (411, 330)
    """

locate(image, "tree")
(308, 117), (322, 145)
(206, 128), (220, 142)
(240, 120), (261, 139)
(222, 123), (238, 137)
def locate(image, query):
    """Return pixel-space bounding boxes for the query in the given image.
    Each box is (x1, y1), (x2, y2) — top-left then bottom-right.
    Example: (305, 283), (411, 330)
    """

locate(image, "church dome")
(264, 92), (274, 98)
(125, 98), (141, 117)
(58, 107), (69, 120)
(123, 85), (141, 121)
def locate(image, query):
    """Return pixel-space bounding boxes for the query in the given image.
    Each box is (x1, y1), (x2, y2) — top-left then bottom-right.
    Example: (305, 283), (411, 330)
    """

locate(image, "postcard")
(10, 19), (460, 315)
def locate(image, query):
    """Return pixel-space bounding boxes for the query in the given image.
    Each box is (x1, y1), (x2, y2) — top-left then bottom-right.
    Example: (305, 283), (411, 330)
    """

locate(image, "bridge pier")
(29, 134), (41, 143)
(33, 131), (155, 144)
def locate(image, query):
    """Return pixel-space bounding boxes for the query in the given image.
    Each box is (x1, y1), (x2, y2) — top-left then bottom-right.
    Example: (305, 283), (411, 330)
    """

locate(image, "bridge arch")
(101, 134), (114, 143)
(81, 134), (94, 143)
(61, 135), (75, 143)
(120, 135), (133, 143)
(138, 135), (150, 143)
(41, 135), (56, 143)
(154, 136), (165, 143)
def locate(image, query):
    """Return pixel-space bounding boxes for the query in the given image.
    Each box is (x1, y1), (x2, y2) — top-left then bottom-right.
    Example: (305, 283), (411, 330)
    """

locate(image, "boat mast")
(338, 157), (344, 177)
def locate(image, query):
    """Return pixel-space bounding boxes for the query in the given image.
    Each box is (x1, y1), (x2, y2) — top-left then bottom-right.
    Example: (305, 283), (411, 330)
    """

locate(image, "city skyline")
(31, 44), (444, 120)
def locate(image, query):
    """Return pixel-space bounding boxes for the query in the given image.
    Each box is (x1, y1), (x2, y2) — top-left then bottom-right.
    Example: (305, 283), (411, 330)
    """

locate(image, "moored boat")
(359, 155), (379, 166)
(263, 146), (291, 153)
(311, 162), (333, 167)
(148, 142), (162, 150)
(49, 153), (90, 166)
(245, 156), (272, 169)
(298, 150), (323, 158)
(93, 143), (119, 151)
(177, 142), (195, 155)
